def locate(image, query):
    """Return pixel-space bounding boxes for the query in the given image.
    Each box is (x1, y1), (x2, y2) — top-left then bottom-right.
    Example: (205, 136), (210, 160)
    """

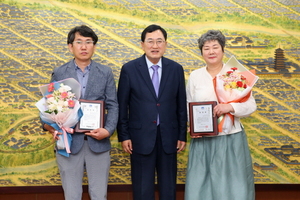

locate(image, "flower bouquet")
(35, 78), (82, 157)
(215, 56), (259, 134)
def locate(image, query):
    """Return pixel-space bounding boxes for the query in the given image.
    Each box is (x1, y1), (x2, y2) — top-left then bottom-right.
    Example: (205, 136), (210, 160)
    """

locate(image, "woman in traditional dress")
(185, 30), (256, 200)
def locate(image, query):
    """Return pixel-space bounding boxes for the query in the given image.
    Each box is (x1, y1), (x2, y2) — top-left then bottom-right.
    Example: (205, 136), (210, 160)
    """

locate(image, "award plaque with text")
(189, 101), (218, 136)
(75, 99), (104, 132)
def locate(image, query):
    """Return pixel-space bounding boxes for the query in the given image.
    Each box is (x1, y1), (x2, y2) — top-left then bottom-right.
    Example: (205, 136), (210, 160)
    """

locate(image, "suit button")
(153, 120), (157, 124)
(157, 103), (160, 106)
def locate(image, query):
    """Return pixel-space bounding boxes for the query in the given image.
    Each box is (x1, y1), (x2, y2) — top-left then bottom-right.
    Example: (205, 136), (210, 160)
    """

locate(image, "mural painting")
(0, 0), (299, 186)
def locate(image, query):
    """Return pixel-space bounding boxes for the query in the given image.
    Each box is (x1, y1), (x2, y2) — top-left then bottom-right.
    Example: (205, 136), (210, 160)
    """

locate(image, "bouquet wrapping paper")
(36, 78), (82, 157)
(215, 56), (259, 134)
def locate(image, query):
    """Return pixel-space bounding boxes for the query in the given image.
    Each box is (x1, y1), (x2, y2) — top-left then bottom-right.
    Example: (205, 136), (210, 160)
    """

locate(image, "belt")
(84, 135), (88, 140)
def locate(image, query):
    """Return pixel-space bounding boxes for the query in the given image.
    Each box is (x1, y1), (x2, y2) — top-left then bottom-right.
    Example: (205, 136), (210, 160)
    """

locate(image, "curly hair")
(198, 30), (226, 54)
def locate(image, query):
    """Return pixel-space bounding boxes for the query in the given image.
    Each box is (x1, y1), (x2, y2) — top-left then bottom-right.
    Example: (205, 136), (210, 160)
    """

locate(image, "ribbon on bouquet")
(53, 127), (74, 154)
(40, 107), (83, 157)
(45, 121), (74, 157)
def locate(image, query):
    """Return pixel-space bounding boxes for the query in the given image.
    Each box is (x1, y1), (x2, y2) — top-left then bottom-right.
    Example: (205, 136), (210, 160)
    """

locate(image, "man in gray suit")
(43, 25), (118, 200)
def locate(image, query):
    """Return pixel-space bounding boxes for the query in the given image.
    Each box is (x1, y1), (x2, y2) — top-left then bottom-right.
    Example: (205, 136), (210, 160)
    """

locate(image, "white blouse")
(186, 66), (257, 136)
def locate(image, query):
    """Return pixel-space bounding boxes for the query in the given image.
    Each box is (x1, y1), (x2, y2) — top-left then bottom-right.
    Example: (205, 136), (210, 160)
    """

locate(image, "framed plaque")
(189, 101), (218, 136)
(75, 99), (104, 132)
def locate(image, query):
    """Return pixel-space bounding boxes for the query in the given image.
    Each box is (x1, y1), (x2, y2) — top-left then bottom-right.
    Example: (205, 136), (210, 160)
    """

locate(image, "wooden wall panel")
(1, 185), (300, 200)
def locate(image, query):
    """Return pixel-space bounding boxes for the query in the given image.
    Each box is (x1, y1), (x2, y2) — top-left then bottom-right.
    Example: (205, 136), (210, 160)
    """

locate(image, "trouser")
(56, 141), (110, 200)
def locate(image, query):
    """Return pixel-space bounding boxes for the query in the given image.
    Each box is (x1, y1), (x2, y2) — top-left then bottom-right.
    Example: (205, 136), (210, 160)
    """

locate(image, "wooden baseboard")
(0, 184), (299, 194)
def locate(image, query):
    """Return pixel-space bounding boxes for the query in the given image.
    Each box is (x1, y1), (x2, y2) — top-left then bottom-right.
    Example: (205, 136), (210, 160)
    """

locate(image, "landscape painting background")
(0, 0), (299, 186)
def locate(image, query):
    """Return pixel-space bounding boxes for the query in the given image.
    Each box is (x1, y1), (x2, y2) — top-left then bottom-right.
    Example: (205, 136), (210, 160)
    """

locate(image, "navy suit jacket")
(117, 55), (187, 155)
(51, 59), (118, 154)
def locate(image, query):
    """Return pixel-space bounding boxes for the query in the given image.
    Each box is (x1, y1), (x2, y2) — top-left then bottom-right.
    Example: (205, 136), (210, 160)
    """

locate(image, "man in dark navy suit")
(117, 24), (187, 200)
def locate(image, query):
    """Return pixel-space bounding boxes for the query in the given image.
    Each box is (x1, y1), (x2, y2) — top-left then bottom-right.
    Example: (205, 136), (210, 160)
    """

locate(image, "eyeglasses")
(144, 39), (165, 47)
(73, 40), (94, 46)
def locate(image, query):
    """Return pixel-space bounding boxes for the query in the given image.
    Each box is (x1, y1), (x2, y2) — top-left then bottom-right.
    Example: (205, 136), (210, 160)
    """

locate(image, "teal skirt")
(185, 129), (255, 200)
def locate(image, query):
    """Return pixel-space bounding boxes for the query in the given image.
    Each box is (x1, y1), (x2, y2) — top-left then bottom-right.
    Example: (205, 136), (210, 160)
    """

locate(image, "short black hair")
(67, 25), (98, 45)
(141, 24), (167, 42)
(198, 30), (226, 54)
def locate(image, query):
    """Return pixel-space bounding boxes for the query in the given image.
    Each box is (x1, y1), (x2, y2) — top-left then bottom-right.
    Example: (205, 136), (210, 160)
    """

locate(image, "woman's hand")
(190, 135), (202, 138)
(188, 126), (202, 138)
(213, 104), (234, 117)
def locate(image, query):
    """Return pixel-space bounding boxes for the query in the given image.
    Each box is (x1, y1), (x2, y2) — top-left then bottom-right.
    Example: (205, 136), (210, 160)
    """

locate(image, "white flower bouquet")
(36, 78), (82, 157)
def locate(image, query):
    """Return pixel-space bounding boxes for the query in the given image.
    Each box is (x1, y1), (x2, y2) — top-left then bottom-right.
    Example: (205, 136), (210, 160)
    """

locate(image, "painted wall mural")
(0, 0), (299, 186)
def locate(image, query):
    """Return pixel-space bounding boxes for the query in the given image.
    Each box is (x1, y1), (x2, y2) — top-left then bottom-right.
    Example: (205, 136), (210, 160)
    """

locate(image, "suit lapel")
(65, 61), (79, 81)
(84, 60), (98, 99)
(157, 57), (171, 99)
(137, 55), (158, 99)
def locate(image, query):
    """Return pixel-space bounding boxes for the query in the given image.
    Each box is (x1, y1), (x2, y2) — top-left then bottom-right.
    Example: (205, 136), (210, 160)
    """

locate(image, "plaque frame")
(189, 101), (218, 136)
(75, 99), (104, 132)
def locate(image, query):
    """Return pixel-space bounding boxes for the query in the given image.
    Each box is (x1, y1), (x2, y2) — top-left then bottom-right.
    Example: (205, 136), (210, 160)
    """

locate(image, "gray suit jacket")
(51, 59), (118, 154)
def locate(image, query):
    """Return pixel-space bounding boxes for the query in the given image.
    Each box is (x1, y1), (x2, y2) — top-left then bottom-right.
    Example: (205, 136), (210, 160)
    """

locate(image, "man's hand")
(44, 123), (61, 140)
(177, 140), (186, 152)
(121, 140), (133, 154)
(85, 128), (110, 140)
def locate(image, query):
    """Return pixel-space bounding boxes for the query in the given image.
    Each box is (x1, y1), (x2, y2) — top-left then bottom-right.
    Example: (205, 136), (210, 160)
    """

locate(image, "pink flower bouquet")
(36, 78), (82, 157)
(215, 56), (259, 134)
